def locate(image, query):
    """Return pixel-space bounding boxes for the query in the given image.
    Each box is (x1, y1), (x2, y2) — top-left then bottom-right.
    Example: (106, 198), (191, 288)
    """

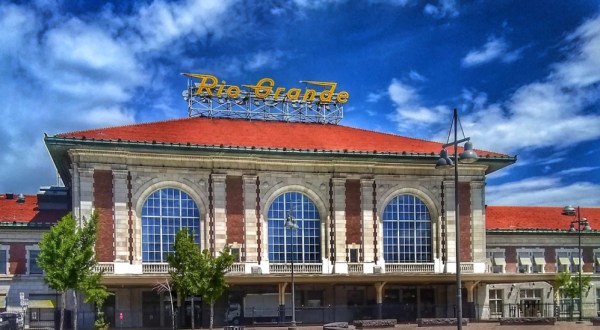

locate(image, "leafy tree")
(556, 271), (591, 319)
(167, 230), (202, 330)
(198, 246), (234, 330)
(81, 271), (112, 330)
(37, 212), (100, 330)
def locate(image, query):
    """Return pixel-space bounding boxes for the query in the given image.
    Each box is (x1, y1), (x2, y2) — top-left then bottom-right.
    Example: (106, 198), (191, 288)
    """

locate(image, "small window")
(595, 254), (600, 273)
(488, 251), (505, 273)
(349, 248), (359, 263)
(230, 248), (241, 263)
(0, 250), (6, 274)
(28, 250), (43, 275)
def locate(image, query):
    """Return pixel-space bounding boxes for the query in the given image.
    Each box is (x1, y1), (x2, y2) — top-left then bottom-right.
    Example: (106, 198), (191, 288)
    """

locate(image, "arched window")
(141, 188), (200, 262)
(268, 192), (321, 263)
(383, 194), (432, 263)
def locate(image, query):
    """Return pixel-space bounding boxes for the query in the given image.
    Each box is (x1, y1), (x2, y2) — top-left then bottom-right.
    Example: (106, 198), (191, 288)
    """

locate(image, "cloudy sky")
(1, 0), (599, 207)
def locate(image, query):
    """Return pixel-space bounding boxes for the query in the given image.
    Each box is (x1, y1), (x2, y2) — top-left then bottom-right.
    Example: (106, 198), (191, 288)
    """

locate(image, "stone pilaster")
(113, 170), (129, 262)
(444, 180), (457, 265)
(332, 178), (346, 265)
(243, 175), (259, 262)
(212, 174), (227, 253)
(78, 167), (95, 225)
(361, 179), (375, 262)
(471, 181), (486, 263)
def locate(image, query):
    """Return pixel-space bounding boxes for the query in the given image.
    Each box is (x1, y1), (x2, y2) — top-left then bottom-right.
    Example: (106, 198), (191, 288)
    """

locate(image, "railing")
(460, 263), (474, 273)
(348, 263), (363, 274)
(385, 263), (434, 273)
(93, 262), (114, 274)
(269, 263), (322, 274)
(226, 263), (245, 274)
(143, 263), (172, 274)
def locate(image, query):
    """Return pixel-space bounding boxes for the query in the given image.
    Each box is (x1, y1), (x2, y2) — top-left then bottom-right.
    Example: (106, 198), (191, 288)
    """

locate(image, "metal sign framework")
(182, 80), (344, 124)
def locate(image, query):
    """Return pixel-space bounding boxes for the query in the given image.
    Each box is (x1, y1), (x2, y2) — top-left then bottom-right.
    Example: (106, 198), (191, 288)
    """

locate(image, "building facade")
(0, 117), (598, 328)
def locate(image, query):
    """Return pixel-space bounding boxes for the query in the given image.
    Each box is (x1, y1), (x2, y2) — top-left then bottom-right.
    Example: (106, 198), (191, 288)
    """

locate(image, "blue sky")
(1, 0), (599, 206)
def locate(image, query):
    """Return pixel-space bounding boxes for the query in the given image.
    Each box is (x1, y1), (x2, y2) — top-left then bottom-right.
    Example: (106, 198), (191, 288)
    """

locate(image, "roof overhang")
(45, 136), (516, 187)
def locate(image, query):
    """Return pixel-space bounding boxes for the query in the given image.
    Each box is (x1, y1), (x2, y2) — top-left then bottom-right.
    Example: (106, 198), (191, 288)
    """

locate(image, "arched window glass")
(383, 194), (432, 263)
(268, 192), (321, 263)
(141, 188), (200, 262)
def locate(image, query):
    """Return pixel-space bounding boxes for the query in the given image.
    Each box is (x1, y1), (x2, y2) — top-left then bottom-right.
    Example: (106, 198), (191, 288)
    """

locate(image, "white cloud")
(388, 79), (450, 133)
(244, 50), (285, 71)
(367, 91), (386, 103)
(409, 70), (426, 82)
(462, 37), (519, 67)
(130, 0), (235, 52)
(0, 0), (238, 193)
(423, 0), (458, 19)
(486, 176), (600, 206)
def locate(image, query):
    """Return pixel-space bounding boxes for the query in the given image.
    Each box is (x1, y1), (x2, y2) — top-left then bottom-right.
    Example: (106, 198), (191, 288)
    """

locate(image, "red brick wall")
(93, 170), (114, 262)
(458, 182), (472, 262)
(583, 247), (594, 272)
(505, 246), (517, 273)
(345, 179), (361, 244)
(545, 248), (556, 273)
(9, 243), (26, 274)
(226, 176), (244, 244)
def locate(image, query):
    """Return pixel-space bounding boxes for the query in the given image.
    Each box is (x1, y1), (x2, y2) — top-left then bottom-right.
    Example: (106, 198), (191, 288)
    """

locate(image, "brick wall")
(458, 182), (472, 262)
(9, 243), (26, 274)
(345, 179), (361, 244)
(94, 170), (114, 262)
(505, 246), (517, 273)
(226, 176), (244, 244)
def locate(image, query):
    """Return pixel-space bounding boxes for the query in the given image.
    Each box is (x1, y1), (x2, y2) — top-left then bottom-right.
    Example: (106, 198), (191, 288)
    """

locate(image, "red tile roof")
(0, 194), (67, 225)
(486, 206), (600, 231)
(54, 117), (507, 157)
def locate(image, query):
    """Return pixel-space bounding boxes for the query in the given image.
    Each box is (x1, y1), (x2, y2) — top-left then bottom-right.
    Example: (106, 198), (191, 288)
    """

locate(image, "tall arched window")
(141, 188), (200, 262)
(268, 192), (321, 263)
(383, 194), (432, 263)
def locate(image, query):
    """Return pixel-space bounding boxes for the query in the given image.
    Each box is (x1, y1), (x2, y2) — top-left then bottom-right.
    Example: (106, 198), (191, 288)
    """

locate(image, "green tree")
(167, 230), (202, 330)
(556, 271), (591, 319)
(37, 212), (100, 330)
(81, 271), (112, 330)
(198, 247), (234, 330)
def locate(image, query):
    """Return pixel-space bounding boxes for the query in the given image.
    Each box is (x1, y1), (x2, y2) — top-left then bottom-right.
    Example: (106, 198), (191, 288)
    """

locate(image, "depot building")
(1, 76), (599, 328)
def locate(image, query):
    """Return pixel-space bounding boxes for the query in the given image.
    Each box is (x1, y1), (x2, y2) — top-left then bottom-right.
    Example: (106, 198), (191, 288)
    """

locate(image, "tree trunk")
(60, 292), (66, 330)
(191, 296), (195, 330)
(73, 290), (78, 330)
(210, 302), (214, 330)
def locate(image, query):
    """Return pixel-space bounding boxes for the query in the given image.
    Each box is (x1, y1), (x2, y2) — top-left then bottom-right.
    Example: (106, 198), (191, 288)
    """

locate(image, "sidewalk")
(240, 321), (597, 330)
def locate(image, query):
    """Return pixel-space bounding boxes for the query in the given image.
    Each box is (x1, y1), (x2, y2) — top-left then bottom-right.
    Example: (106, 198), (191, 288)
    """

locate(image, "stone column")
(332, 178), (346, 272)
(113, 170), (129, 262)
(212, 174), (227, 252)
(361, 179), (375, 263)
(78, 167), (95, 225)
(243, 175), (259, 262)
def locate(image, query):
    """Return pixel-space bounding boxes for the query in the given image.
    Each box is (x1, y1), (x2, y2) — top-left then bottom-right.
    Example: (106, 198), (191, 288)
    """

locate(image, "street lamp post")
(561, 205), (591, 323)
(285, 215), (299, 330)
(436, 108), (478, 330)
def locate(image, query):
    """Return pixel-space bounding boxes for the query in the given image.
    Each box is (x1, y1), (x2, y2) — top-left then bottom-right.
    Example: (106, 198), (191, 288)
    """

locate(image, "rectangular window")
(488, 251), (505, 273)
(532, 252), (545, 273)
(518, 252), (532, 273)
(596, 253), (600, 273)
(556, 252), (574, 273)
(596, 288), (600, 316)
(489, 289), (503, 318)
(0, 250), (6, 274)
(230, 248), (241, 262)
(349, 248), (359, 263)
(28, 250), (43, 275)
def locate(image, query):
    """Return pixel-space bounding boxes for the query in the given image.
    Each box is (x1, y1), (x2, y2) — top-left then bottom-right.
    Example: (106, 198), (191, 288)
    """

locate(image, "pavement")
(238, 321), (598, 330)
